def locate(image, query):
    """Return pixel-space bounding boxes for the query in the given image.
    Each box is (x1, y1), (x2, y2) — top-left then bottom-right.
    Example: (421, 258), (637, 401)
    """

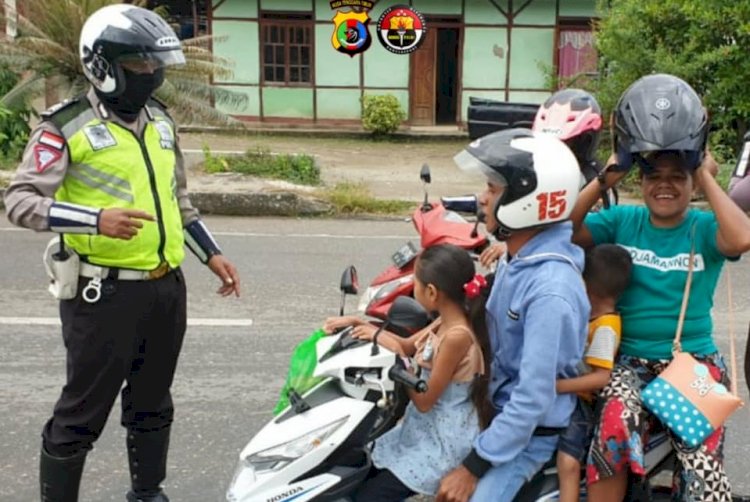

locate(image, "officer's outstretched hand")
(98, 208), (155, 240)
(208, 255), (241, 297)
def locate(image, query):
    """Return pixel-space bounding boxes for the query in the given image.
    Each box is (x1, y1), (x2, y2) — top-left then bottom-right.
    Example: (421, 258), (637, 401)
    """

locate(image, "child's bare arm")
(374, 332), (408, 356)
(352, 327), (426, 357)
(408, 330), (472, 412)
(556, 367), (612, 395)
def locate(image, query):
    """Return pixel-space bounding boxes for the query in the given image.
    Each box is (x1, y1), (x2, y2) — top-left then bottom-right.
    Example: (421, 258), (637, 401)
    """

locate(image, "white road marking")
(0, 227), (414, 240)
(0, 317), (253, 327)
(212, 231), (413, 239)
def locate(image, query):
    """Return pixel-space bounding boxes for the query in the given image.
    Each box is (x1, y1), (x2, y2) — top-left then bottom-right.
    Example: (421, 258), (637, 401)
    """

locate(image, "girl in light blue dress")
(352, 244), (493, 501)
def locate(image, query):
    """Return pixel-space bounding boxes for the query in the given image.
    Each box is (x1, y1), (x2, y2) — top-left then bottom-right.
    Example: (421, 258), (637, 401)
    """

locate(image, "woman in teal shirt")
(571, 75), (750, 502)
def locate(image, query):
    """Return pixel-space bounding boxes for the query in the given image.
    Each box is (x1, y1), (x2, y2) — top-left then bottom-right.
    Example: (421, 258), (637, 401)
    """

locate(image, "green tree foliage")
(594, 0), (750, 161)
(0, 0), (246, 125)
(0, 65), (31, 164)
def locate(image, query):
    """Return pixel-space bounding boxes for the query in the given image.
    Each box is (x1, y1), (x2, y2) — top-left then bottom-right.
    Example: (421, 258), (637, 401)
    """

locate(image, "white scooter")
(227, 268), (747, 502)
(227, 267), (430, 502)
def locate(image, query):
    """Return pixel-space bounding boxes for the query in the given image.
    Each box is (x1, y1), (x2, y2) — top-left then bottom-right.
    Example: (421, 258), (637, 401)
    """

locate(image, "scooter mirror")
(386, 296), (431, 334)
(340, 266), (359, 295)
(420, 164), (432, 212)
(420, 164), (431, 184)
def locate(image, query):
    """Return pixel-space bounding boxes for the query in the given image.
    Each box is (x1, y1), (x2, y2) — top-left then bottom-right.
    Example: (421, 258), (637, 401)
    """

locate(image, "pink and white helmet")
(532, 89), (603, 170)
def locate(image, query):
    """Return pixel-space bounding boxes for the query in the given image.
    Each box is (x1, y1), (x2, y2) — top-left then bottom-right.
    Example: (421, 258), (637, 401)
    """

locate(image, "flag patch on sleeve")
(33, 144), (62, 173)
(39, 131), (65, 150)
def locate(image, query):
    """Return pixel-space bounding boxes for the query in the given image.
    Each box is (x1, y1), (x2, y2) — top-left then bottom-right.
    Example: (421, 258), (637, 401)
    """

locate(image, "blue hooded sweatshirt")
(469, 221), (589, 470)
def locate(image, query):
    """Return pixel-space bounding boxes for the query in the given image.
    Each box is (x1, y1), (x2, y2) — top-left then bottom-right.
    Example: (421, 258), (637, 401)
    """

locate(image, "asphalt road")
(1, 215), (749, 501)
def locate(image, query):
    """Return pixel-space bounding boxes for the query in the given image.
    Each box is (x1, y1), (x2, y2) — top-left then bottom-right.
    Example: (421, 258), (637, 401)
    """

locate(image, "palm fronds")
(0, 0), (246, 125)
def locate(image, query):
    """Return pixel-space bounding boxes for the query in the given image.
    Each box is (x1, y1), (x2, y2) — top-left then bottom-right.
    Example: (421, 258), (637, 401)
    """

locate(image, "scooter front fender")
(228, 472), (341, 502)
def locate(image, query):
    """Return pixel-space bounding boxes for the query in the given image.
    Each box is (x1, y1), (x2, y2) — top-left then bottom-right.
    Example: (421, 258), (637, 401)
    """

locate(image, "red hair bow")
(463, 274), (488, 299)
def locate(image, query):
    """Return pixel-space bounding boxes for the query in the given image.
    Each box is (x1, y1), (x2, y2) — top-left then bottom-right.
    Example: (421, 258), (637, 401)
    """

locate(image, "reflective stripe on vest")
(55, 115), (184, 270)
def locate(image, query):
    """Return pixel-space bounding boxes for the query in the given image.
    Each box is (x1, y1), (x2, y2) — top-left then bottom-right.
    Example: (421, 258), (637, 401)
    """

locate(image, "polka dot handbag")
(642, 352), (741, 447)
(642, 234), (742, 447)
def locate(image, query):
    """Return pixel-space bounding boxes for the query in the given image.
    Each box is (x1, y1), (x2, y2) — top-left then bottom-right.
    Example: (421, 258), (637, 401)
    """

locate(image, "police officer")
(3, 4), (241, 501)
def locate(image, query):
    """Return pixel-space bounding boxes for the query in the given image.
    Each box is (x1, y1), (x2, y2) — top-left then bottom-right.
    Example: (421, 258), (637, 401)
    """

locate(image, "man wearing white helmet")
(436, 129), (589, 501)
(4, 5), (240, 501)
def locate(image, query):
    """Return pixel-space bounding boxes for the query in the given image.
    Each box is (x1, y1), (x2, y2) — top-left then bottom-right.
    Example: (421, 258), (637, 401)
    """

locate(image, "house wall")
(210, 0), (596, 123)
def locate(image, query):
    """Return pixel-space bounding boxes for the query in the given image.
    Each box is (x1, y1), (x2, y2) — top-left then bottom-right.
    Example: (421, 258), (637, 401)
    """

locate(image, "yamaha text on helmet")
(454, 129), (582, 240)
(532, 88), (603, 182)
(79, 3), (185, 118)
(613, 73), (708, 173)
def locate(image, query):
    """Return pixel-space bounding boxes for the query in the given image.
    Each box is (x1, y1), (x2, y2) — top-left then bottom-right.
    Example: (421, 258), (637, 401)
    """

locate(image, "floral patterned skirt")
(586, 353), (733, 502)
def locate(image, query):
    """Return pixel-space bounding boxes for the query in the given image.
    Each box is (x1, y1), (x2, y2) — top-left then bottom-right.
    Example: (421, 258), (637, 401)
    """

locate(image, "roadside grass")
(202, 146), (321, 186)
(199, 142), (416, 216)
(186, 128), (468, 147)
(319, 182), (413, 216)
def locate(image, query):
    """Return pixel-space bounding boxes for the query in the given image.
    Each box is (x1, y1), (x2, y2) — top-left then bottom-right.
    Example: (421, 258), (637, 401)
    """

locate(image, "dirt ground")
(179, 132), (482, 201)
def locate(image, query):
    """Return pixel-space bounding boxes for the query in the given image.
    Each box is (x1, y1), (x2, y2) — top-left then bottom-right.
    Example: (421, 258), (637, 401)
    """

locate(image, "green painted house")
(209, 0), (598, 127)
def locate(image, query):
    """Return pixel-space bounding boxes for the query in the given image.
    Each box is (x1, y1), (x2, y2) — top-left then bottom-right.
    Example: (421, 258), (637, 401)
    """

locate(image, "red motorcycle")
(357, 164), (489, 320)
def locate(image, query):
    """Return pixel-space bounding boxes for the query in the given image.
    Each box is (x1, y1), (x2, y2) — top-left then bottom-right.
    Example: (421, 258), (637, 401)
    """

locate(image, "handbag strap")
(672, 224), (696, 353)
(672, 223), (739, 398)
(727, 269), (739, 396)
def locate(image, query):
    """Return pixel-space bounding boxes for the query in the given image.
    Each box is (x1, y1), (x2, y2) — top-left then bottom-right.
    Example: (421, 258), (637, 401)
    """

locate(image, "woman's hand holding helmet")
(598, 153), (631, 188)
(693, 148), (720, 194)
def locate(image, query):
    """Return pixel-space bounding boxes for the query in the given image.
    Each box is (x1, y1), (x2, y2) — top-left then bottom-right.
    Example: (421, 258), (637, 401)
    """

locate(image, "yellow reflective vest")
(50, 99), (184, 270)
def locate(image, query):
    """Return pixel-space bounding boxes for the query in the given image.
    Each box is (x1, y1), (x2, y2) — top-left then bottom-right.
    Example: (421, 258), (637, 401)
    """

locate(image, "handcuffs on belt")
(82, 275), (103, 304)
(81, 262), (171, 304)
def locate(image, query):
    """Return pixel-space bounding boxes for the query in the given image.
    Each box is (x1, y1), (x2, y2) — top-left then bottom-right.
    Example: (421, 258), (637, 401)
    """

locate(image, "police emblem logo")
(331, 10), (372, 57)
(376, 5), (427, 54)
(83, 124), (117, 151)
(154, 121), (174, 150)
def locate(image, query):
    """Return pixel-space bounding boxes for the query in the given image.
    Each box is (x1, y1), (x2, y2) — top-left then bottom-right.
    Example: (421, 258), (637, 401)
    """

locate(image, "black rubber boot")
(40, 447), (87, 502)
(125, 428), (170, 502)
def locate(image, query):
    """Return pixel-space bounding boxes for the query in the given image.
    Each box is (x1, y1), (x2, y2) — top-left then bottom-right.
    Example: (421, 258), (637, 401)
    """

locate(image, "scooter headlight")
(357, 275), (413, 312)
(227, 417), (349, 500)
(247, 416), (348, 473)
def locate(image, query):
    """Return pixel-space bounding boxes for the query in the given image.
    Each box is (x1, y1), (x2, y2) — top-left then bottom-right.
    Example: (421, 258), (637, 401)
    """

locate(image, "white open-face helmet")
(79, 4), (185, 96)
(454, 128), (583, 238)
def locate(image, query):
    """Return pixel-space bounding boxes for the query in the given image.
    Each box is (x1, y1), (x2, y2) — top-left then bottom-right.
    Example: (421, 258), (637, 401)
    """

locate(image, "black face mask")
(98, 68), (164, 122)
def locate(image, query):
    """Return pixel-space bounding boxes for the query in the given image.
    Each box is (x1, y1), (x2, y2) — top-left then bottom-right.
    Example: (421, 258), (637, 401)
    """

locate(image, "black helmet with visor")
(79, 4), (185, 97)
(613, 74), (708, 173)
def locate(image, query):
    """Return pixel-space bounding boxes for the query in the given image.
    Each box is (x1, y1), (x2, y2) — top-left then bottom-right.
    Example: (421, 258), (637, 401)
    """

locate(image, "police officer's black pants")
(42, 269), (187, 458)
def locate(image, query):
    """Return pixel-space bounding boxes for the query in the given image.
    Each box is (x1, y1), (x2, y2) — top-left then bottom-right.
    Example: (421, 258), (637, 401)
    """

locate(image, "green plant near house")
(0, 0), (246, 125)
(202, 146), (321, 186)
(361, 95), (406, 136)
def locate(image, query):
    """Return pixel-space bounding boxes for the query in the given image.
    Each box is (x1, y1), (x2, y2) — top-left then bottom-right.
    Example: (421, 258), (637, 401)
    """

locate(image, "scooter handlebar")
(440, 195), (478, 214)
(388, 365), (428, 393)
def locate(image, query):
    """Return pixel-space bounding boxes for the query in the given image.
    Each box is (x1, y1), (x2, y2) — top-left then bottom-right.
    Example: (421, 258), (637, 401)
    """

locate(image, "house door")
(410, 22), (461, 126)
(409, 29), (437, 126)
